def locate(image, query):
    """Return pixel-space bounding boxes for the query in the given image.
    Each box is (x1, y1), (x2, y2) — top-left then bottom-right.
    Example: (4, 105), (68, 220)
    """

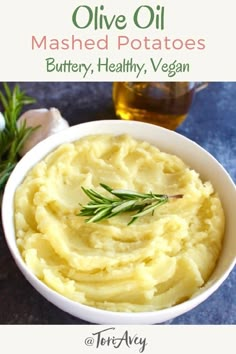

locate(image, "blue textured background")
(0, 82), (235, 324)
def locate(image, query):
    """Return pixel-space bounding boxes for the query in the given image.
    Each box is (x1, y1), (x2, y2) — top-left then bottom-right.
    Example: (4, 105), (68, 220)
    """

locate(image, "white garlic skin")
(0, 111), (5, 131)
(18, 108), (69, 156)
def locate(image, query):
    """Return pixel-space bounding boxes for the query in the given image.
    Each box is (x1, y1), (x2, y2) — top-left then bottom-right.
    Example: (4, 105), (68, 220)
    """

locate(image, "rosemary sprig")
(78, 183), (183, 225)
(0, 83), (37, 192)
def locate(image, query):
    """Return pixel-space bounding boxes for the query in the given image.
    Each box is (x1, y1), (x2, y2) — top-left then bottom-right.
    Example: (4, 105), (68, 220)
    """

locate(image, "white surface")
(0, 0), (235, 81)
(18, 107), (69, 156)
(0, 111), (5, 131)
(2, 120), (236, 324)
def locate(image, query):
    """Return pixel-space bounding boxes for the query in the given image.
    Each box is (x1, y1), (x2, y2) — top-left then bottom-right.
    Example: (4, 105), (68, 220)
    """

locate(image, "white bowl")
(2, 120), (236, 324)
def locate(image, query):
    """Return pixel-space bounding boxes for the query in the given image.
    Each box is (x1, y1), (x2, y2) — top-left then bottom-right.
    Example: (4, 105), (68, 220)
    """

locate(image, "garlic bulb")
(0, 111), (5, 131)
(18, 108), (69, 156)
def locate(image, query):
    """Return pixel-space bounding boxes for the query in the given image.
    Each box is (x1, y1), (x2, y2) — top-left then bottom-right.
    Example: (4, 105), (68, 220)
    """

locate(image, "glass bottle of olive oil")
(113, 82), (203, 130)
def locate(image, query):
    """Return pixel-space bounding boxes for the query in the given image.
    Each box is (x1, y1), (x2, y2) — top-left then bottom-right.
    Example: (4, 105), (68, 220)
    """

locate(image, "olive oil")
(113, 82), (196, 130)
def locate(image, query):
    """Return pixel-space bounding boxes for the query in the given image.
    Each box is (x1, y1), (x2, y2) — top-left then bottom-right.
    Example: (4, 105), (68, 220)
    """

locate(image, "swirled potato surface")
(15, 135), (224, 311)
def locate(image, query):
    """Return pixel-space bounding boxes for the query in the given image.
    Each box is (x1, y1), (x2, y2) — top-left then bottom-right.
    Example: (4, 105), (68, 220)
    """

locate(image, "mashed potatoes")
(15, 134), (224, 312)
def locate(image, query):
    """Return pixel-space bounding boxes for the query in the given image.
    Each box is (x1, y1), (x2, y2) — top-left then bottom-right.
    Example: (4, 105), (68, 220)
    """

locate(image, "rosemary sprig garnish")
(0, 83), (37, 192)
(78, 183), (183, 225)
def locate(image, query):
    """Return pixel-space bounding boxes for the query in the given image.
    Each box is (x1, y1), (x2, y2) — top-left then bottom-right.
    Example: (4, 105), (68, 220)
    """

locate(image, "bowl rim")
(2, 119), (236, 324)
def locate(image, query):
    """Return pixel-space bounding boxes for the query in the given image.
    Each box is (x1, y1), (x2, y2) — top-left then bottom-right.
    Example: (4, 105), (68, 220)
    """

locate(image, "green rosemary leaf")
(100, 183), (113, 193)
(85, 207), (112, 223)
(78, 183), (183, 225)
(0, 163), (16, 191)
(3, 82), (11, 100)
(81, 187), (106, 203)
(131, 198), (168, 218)
(111, 199), (137, 213)
(0, 83), (37, 192)
(0, 91), (8, 112)
(110, 188), (150, 200)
